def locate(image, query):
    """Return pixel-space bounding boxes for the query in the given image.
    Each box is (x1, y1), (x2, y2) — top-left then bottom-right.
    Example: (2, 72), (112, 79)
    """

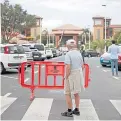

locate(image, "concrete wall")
(31, 27), (40, 38)
(93, 26), (104, 40)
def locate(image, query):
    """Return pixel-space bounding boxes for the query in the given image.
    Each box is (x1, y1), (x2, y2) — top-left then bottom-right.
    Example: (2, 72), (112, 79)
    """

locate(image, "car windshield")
(34, 44), (44, 51)
(52, 49), (56, 53)
(23, 46), (31, 52)
(8, 45), (25, 54)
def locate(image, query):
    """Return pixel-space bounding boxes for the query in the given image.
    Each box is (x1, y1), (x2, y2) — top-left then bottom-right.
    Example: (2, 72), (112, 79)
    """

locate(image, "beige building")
(25, 16), (43, 40)
(92, 16), (121, 40)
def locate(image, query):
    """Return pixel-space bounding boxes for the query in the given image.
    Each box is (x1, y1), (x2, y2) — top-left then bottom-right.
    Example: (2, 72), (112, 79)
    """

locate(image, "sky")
(1, 0), (121, 31)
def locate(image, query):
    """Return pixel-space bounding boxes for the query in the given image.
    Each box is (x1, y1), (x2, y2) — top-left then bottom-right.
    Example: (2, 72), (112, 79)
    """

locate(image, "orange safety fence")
(19, 61), (90, 101)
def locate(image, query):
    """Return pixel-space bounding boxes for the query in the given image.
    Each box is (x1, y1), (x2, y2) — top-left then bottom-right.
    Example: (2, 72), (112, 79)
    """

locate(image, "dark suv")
(85, 49), (99, 57)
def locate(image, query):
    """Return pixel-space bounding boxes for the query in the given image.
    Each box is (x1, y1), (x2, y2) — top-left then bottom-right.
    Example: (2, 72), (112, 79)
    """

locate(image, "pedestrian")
(81, 45), (85, 63)
(61, 39), (85, 117)
(108, 40), (120, 76)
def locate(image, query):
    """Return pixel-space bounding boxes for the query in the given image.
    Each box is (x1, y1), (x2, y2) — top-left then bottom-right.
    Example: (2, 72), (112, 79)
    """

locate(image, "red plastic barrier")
(84, 64), (90, 88)
(19, 61), (90, 101)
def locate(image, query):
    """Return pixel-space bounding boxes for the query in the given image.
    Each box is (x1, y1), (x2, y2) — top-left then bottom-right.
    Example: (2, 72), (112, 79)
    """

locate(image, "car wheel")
(102, 65), (106, 67)
(0, 63), (6, 74)
(18, 67), (26, 73)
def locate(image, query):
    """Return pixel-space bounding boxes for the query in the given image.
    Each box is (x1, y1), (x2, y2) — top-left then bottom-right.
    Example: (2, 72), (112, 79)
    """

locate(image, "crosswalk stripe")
(1, 96), (121, 120)
(73, 99), (99, 120)
(21, 98), (53, 120)
(110, 100), (121, 115)
(0, 96), (17, 115)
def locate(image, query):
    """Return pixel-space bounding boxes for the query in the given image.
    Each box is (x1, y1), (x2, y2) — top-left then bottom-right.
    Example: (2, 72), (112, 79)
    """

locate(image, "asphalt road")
(1, 56), (121, 120)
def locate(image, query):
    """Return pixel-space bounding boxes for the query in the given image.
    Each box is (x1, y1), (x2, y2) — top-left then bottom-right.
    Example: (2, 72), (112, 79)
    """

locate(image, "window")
(96, 29), (100, 40)
(95, 20), (101, 25)
(8, 46), (25, 54)
(0, 47), (4, 53)
(15, 46), (25, 54)
(34, 44), (44, 51)
(23, 46), (31, 52)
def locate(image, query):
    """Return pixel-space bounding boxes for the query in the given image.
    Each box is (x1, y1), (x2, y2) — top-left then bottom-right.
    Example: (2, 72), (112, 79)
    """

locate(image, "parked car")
(56, 50), (61, 56)
(22, 43), (46, 60)
(100, 45), (121, 70)
(85, 49), (99, 57)
(0, 44), (27, 74)
(118, 53), (121, 70)
(51, 49), (57, 57)
(45, 49), (53, 59)
(22, 46), (33, 66)
(29, 47), (42, 61)
(100, 52), (111, 67)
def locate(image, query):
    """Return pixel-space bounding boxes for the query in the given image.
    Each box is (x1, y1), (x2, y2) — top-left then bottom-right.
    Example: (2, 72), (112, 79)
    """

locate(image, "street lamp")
(88, 25), (91, 49)
(39, 18), (43, 44)
(102, 4), (107, 52)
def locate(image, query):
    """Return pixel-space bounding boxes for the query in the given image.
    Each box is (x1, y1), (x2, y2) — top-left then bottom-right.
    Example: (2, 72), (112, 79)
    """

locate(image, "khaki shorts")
(64, 69), (85, 95)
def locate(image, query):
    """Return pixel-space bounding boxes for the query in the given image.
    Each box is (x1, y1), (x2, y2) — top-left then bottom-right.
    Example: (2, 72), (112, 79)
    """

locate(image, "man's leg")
(111, 59), (115, 76)
(61, 79), (73, 117)
(74, 93), (80, 109)
(114, 59), (118, 76)
(65, 94), (73, 110)
(72, 93), (80, 115)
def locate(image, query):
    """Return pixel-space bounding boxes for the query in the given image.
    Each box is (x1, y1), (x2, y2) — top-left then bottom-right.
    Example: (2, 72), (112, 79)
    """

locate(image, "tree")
(114, 31), (121, 44)
(1, 0), (36, 43)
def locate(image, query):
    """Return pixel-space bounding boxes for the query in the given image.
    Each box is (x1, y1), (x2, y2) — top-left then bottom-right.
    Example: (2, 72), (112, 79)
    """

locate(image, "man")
(61, 39), (85, 117)
(108, 40), (120, 76)
(81, 45), (85, 63)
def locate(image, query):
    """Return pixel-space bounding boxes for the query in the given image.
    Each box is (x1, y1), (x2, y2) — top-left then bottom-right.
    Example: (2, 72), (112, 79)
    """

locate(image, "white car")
(45, 49), (53, 59)
(0, 44), (27, 74)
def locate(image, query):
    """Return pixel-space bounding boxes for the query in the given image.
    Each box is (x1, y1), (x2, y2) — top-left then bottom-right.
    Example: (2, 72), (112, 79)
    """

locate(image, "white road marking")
(113, 76), (120, 80)
(49, 90), (64, 93)
(73, 99), (99, 120)
(103, 69), (110, 72)
(4, 93), (12, 97)
(1, 75), (18, 80)
(110, 100), (121, 115)
(96, 66), (100, 68)
(25, 78), (29, 82)
(0, 96), (17, 115)
(22, 98), (53, 120)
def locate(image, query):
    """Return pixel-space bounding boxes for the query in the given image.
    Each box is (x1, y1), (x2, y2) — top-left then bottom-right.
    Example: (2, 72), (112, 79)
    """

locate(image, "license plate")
(103, 60), (109, 63)
(13, 56), (19, 59)
(34, 56), (39, 57)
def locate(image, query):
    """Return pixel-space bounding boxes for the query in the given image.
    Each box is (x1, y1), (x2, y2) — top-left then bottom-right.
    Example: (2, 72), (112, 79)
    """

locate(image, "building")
(25, 16), (43, 40)
(92, 16), (121, 40)
(51, 24), (83, 48)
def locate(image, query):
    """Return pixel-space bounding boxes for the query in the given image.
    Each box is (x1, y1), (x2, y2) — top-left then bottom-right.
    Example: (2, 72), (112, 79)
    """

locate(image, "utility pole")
(102, 4), (107, 52)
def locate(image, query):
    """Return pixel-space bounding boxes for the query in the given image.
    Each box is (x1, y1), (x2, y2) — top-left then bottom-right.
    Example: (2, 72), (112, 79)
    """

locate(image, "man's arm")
(65, 64), (71, 79)
(65, 54), (71, 79)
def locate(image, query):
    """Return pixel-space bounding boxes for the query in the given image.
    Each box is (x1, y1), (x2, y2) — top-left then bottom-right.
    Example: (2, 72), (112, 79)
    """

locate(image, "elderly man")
(61, 39), (85, 117)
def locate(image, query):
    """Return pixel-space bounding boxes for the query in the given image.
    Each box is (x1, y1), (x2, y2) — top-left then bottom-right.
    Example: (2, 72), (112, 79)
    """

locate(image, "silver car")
(22, 46), (33, 65)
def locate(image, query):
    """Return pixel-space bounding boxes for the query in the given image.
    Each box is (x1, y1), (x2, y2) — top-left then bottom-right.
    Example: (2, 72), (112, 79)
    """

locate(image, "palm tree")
(91, 40), (105, 54)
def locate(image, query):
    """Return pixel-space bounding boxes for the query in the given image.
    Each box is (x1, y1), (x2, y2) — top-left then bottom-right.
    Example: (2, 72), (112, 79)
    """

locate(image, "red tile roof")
(109, 25), (121, 28)
(52, 24), (82, 31)
(92, 16), (111, 20)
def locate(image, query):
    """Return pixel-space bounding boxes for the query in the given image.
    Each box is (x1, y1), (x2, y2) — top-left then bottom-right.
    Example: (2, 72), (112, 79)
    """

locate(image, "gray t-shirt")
(65, 49), (83, 70)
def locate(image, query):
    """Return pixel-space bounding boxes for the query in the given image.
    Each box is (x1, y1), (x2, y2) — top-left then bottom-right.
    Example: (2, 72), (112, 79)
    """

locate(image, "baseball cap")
(66, 39), (76, 46)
